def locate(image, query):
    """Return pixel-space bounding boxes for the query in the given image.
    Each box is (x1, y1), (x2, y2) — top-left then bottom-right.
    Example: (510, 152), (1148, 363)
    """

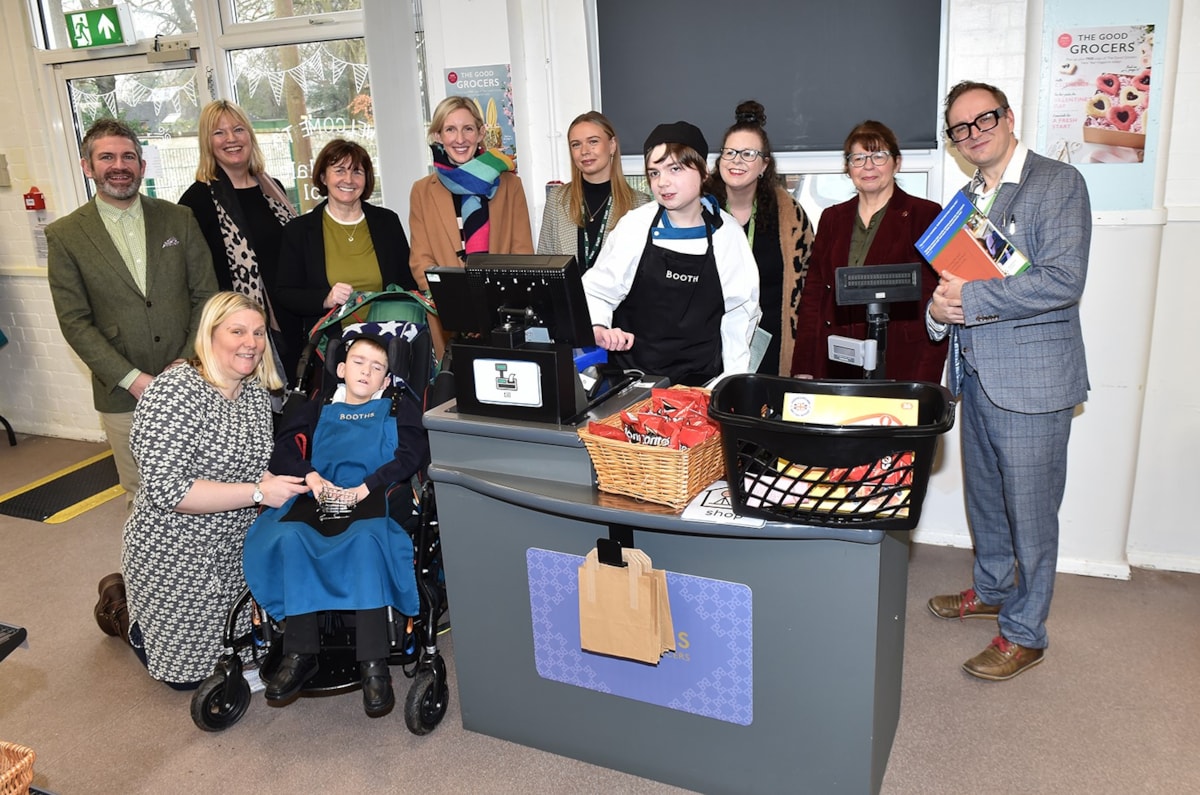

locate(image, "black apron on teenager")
(611, 206), (725, 386)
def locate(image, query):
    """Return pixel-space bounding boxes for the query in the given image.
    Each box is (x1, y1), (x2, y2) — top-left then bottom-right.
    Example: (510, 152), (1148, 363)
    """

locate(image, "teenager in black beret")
(581, 120), (761, 386)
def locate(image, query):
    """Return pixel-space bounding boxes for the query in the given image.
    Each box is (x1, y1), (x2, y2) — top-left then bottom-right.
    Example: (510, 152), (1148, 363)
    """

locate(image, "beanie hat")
(643, 121), (708, 158)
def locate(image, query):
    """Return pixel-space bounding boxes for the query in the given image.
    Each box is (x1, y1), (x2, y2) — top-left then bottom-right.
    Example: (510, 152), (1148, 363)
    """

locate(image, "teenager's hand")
(304, 471), (332, 500)
(594, 325), (635, 352)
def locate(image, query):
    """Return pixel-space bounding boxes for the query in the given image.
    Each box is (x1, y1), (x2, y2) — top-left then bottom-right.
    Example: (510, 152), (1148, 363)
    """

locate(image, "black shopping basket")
(709, 375), (955, 531)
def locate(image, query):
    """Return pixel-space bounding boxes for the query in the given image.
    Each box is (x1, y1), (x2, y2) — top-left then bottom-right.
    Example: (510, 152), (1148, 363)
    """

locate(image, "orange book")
(916, 190), (1029, 281)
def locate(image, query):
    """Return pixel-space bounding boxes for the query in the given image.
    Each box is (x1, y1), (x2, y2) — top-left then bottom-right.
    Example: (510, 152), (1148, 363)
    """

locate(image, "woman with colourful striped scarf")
(408, 95), (534, 358)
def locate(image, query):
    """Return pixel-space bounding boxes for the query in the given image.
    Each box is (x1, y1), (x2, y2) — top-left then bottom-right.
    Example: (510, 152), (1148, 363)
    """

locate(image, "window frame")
(28, 0), (370, 211)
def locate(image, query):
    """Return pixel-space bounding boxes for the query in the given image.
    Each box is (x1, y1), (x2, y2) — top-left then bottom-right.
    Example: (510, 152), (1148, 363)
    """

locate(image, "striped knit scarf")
(431, 143), (514, 255)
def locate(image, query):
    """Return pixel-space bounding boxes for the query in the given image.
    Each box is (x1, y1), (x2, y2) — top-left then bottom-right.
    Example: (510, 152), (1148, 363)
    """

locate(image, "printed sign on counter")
(527, 548), (753, 725)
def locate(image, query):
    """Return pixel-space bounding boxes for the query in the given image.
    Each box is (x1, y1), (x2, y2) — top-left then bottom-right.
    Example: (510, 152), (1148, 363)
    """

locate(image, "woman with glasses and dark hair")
(536, 110), (650, 271)
(790, 120), (947, 381)
(274, 139), (415, 362)
(706, 100), (814, 375)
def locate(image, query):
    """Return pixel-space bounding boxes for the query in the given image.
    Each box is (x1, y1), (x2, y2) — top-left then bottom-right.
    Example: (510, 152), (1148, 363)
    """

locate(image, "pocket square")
(161, 236), (180, 248)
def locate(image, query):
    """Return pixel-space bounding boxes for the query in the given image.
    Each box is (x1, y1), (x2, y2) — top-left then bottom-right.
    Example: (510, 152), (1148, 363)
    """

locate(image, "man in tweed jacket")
(47, 119), (216, 500)
(926, 81), (1091, 681)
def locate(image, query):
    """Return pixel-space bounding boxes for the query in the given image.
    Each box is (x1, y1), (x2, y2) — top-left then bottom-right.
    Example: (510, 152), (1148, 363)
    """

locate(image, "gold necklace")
(583, 193), (611, 223)
(329, 208), (364, 242)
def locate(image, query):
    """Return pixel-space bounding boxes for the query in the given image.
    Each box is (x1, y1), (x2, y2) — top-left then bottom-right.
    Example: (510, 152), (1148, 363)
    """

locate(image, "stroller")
(190, 290), (448, 735)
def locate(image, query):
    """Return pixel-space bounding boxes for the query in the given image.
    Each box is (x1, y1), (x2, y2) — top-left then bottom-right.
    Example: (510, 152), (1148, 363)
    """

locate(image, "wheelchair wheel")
(403, 669), (448, 735)
(191, 672), (251, 732)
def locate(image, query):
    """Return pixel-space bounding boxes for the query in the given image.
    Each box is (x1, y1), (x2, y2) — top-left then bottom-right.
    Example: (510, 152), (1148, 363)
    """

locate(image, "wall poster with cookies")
(1045, 25), (1153, 168)
(443, 64), (517, 162)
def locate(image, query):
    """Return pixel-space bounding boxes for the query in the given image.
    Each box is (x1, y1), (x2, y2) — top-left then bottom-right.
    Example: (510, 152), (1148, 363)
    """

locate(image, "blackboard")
(596, 0), (943, 154)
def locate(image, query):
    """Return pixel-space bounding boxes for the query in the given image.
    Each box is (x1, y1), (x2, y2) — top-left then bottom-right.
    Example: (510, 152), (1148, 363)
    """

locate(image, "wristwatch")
(252, 483), (264, 505)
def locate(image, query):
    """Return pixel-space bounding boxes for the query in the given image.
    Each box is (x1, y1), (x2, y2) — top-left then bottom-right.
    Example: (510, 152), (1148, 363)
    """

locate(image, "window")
(229, 0), (361, 24)
(229, 38), (374, 211)
(31, 0), (376, 210)
(65, 66), (200, 203)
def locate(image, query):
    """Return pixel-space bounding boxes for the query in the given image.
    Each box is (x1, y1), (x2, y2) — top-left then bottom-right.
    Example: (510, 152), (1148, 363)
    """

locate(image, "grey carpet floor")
(1, 435), (1196, 794)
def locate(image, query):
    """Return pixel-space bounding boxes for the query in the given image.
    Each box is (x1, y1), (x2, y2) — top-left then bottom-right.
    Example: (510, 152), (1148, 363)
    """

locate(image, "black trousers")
(282, 607), (390, 661)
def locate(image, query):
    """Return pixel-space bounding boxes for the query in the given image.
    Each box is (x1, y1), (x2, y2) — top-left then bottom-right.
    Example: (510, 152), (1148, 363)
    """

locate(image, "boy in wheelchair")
(242, 329), (429, 718)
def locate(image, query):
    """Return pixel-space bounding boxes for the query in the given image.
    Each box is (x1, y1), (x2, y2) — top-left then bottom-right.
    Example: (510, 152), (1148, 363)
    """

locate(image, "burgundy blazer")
(791, 186), (947, 382)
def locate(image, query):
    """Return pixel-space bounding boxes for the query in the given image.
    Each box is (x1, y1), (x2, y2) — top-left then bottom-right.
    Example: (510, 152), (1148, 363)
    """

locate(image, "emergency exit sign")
(65, 5), (136, 50)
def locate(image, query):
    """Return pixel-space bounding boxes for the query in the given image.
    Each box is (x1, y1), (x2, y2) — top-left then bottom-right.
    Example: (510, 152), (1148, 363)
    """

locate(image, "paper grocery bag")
(623, 548), (675, 654)
(578, 547), (674, 664)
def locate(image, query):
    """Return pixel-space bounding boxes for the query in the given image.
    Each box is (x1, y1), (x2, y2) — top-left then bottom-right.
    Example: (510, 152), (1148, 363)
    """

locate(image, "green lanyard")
(726, 198), (756, 247)
(582, 195), (613, 269)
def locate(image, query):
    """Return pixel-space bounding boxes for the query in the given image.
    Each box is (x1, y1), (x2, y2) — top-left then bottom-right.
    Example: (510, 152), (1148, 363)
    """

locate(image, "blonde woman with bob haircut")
(409, 95), (533, 357)
(104, 291), (308, 689)
(179, 101), (299, 382)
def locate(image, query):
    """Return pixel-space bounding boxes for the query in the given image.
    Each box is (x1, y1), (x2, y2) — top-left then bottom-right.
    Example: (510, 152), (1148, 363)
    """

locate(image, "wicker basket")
(0, 741), (35, 795)
(578, 389), (724, 510)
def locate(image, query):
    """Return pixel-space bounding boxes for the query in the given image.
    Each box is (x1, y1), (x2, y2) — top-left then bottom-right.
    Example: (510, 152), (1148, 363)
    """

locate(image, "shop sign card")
(527, 548), (752, 726)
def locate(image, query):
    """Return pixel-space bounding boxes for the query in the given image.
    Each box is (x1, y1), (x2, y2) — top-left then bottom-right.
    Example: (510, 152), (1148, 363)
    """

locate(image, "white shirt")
(583, 200), (762, 376)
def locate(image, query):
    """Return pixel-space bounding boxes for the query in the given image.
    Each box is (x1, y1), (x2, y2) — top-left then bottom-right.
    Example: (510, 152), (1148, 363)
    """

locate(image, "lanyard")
(582, 195), (612, 268)
(725, 198), (756, 247)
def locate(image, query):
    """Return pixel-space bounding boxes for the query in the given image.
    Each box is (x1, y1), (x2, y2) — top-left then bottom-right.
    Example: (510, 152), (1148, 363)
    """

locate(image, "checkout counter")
(425, 382), (909, 795)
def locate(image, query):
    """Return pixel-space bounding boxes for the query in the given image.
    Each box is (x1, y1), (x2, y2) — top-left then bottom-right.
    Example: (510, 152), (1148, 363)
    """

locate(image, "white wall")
(1127, 0), (1200, 570)
(0, 0), (103, 441)
(2, 0), (1197, 576)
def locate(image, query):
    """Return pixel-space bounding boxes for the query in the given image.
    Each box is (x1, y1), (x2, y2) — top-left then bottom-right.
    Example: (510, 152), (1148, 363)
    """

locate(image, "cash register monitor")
(426, 254), (594, 346)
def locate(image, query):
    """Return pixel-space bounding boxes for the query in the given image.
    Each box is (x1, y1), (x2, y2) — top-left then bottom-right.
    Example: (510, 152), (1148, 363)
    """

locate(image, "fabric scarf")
(209, 166), (296, 331)
(431, 143), (514, 256)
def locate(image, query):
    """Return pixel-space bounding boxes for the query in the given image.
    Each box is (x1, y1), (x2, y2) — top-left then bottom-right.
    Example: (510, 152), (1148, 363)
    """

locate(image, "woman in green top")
(274, 139), (415, 370)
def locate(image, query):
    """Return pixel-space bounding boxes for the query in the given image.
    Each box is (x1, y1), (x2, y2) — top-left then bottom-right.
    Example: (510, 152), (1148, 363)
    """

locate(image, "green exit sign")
(65, 5), (136, 50)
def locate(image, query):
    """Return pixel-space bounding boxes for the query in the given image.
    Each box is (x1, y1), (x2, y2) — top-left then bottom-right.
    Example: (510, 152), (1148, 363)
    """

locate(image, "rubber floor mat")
(0, 451), (123, 523)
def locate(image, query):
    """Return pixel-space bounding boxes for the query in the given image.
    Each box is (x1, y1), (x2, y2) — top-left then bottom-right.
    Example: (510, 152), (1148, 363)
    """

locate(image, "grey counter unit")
(425, 397), (908, 795)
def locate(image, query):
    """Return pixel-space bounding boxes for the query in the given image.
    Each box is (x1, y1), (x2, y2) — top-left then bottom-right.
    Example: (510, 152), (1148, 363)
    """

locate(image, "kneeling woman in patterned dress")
(117, 292), (308, 688)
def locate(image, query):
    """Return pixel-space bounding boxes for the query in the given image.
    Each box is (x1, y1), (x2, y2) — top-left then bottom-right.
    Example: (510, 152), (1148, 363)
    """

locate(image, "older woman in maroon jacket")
(791, 121), (947, 382)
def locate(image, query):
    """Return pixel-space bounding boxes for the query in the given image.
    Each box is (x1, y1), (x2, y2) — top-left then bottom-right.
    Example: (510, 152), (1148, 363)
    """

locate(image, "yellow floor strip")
(44, 484), (127, 524)
(0, 450), (117, 503)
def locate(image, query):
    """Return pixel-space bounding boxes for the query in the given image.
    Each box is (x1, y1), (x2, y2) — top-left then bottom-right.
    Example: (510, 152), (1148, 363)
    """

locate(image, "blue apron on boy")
(243, 396), (420, 621)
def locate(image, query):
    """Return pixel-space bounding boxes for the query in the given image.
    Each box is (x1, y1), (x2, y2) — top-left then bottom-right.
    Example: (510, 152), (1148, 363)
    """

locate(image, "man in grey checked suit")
(926, 81), (1091, 681)
(47, 119), (216, 502)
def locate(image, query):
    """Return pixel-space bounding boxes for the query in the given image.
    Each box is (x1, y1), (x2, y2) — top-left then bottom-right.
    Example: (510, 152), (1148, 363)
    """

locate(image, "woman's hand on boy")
(259, 472), (308, 508)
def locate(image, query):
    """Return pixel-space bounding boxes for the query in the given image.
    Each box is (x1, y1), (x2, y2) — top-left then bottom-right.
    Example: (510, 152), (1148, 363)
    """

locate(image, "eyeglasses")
(845, 151), (893, 169)
(945, 107), (1009, 143)
(720, 148), (765, 162)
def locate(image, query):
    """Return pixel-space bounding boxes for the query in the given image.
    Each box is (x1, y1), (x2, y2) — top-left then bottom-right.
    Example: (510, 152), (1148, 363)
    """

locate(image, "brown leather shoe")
(963, 635), (1044, 681)
(94, 573), (128, 639)
(928, 588), (1001, 620)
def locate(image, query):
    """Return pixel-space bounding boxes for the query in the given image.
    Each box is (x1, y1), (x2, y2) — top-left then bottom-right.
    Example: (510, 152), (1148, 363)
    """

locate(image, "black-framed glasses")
(845, 151), (893, 169)
(720, 148), (764, 162)
(945, 107), (1009, 143)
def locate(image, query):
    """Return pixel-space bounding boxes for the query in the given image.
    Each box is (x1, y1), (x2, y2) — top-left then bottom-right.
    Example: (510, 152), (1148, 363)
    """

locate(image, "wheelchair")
(191, 302), (449, 734)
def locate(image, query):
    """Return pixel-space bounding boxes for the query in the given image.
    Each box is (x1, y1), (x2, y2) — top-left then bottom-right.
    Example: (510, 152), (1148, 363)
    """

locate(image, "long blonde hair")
(191, 292), (282, 391)
(194, 100), (267, 183)
(566, 111), (637, 231)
